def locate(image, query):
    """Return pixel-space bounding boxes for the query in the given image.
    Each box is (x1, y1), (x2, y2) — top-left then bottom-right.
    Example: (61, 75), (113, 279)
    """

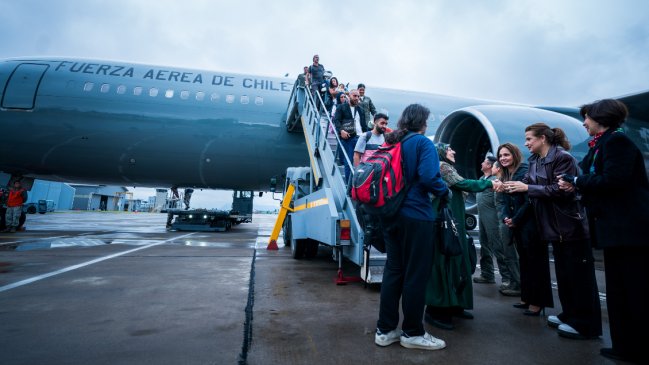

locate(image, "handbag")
(436, 207), (462, 257)
(340, 106), (359, 137)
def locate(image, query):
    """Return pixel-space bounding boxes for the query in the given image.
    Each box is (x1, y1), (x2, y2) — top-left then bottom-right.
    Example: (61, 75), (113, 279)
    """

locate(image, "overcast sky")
(2, 0), (648, 208)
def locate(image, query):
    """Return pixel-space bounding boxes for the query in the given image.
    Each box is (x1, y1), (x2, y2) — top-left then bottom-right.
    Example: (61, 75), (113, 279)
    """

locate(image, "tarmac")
(0, 211), (625, 365)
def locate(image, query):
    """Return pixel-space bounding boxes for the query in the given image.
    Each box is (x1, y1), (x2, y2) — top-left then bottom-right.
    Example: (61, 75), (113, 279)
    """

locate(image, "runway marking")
(0, 232), (196, 293)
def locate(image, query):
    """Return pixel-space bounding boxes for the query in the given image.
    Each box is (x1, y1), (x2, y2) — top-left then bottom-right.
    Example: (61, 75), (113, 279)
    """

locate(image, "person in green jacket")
(425, 143), (502, 330)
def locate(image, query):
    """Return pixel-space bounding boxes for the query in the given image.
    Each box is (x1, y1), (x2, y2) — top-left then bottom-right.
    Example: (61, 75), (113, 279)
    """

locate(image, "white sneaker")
(547, 315), (564, 328)
(375, 329), (401, 347)
(400, 332), (446, 350)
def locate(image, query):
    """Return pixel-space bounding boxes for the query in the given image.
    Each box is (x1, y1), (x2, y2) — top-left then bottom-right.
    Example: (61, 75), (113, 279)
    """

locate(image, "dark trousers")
(377, 215), (435, 337)
(515, 232), (554, 308)
(552, 239), (602, 336)
(604, 246), (649, 360)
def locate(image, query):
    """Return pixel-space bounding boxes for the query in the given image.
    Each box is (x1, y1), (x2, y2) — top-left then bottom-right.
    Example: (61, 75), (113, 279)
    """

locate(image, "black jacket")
(333, 103), (367, 137)
(523, 145), (589, 242)
(575, 129), (649, 248)
(501, 163), (537, 246)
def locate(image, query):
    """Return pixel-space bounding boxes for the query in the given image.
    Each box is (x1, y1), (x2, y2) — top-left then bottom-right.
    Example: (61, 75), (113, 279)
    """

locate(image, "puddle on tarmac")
(16, 238), (108, 251)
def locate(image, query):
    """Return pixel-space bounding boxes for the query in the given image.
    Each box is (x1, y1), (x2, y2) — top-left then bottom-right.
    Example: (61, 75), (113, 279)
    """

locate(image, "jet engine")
(434, 105), (589, 213)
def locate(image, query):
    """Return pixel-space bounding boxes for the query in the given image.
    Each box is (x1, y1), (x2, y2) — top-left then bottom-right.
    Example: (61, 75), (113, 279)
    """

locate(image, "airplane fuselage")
(0, 58), (598, 191)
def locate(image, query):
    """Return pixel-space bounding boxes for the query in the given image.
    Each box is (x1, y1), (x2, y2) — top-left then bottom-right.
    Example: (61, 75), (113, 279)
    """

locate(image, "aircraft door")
(1, 63), (49, 110)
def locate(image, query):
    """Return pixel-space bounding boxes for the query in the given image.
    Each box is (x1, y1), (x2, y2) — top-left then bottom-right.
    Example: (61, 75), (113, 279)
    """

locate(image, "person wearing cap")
(473, 155), (515, 288)
(358, 83), (377, 128)
(424, 143), (502, 330)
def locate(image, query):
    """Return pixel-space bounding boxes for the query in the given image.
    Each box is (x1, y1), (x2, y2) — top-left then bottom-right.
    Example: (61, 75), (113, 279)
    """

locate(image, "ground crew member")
(4, 180), (28, 233)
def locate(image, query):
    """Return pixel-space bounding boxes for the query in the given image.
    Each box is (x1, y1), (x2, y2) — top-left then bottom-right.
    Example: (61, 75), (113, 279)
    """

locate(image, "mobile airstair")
(268, 82), (386, 284)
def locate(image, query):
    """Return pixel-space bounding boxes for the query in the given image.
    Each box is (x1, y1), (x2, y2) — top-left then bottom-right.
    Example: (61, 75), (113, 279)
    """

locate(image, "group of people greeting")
(374, 99), (648, 364)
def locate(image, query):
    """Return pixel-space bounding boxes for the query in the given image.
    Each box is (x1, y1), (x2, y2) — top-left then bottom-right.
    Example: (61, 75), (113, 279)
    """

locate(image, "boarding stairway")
(274, 82), (386, 284)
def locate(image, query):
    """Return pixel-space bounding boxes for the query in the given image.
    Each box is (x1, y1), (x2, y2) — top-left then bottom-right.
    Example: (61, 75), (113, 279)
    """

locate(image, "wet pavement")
(0, 211), (622, 364)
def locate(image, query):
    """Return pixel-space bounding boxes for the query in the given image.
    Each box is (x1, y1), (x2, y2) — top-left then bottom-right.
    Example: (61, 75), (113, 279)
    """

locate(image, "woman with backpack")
(424, 143), (502, 330)
(374, 104), (449, 351)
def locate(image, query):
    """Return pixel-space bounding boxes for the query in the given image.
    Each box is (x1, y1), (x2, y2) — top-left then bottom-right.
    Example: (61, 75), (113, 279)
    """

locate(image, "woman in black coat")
(506, 123), (601, 340)
(559, 99), (649, 363)
(498, 143), (554, 315)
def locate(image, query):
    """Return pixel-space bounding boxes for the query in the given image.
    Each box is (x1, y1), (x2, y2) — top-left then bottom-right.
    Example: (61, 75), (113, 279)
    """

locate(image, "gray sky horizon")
(2, 0), (648, 208)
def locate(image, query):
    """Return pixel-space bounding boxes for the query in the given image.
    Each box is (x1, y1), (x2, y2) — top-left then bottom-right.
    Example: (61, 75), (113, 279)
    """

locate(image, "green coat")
(426, 178), (492, 309)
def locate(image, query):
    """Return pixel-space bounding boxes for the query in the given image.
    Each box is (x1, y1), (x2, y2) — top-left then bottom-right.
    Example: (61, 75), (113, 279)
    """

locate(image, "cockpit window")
(83, 82), (94, 92)
(149, 88), (159, 97)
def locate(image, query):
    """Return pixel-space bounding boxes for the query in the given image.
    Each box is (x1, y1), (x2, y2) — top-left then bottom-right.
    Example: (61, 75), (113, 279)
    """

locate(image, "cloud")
(2, 0), (648, 206)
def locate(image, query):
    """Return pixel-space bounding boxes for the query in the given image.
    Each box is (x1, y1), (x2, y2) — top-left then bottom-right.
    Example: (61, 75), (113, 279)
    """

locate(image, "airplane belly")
(0, 104), (308, 190)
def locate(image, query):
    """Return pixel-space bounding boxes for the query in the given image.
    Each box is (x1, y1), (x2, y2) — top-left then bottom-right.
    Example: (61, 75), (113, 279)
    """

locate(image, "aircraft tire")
(291, 238), (306, 259)
(465, 214), (477, 231)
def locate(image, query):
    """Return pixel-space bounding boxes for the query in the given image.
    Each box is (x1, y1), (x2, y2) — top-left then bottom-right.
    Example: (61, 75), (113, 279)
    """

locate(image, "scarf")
(440, 161), (465, 187)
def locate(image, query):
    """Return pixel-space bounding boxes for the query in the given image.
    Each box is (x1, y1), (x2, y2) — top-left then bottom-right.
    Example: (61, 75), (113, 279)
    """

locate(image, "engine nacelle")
(433, 105), (589, 213)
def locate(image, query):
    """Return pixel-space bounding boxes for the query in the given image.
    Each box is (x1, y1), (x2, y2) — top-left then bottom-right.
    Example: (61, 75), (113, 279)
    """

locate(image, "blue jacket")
(399, 134), (448, 221)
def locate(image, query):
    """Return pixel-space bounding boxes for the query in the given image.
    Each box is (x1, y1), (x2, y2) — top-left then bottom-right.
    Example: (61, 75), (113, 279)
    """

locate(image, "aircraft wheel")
(465, 214), (477, 231)
(291, 238), (306, 259)
(304, 239), (319, 259)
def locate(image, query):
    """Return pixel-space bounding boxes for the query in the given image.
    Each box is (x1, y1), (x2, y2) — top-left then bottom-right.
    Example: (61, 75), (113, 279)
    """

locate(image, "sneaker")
(558, 324), (599, 340)
(375, 329), (401, 347)
(500, 281), (511, 290)
(547, 315), (564, 328)
(400, 332), (446, 350)
(472, 276), (495, 284)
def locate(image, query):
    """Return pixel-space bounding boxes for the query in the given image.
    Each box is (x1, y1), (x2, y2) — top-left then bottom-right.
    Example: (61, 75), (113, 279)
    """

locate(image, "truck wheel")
(291, 238), (306, 259)
(304, 239), (319, 259)
(283, 216), (292, 247)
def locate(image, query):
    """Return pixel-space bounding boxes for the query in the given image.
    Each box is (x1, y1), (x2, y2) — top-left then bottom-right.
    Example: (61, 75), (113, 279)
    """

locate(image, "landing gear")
(465, 214), (477, 231)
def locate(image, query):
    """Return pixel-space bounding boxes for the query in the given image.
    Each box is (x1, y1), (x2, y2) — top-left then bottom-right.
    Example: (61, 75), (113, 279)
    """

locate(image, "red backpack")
(351, 133), (416, 216)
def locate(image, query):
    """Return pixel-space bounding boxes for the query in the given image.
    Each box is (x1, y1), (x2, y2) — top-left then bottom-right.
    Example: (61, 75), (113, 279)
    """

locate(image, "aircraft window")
(210, 93), (220, 102)
(240, 95), (249, 104)
(225, 94), (235, 104)
(83, 82), (94, 92)
(149, 88), (159, 97)
(100, 84), (110, 93)
(133, 86), (143, 96)
(255, 96), (263, 106)
(196, 91), (205, 101)
(180, 90), (189, 100)
(116, 85), (127, 94)
(165, 89), (174, 98)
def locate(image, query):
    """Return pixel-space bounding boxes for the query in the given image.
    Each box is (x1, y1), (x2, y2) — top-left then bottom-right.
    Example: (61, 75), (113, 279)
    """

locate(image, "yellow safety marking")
(300, 115), (321, 183)
(293, 198), (329, 212)
(268, 184), (296, 248)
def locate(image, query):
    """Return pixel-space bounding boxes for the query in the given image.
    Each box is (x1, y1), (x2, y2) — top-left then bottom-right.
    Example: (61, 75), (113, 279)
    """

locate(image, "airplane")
(1, 57), (648, 198)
